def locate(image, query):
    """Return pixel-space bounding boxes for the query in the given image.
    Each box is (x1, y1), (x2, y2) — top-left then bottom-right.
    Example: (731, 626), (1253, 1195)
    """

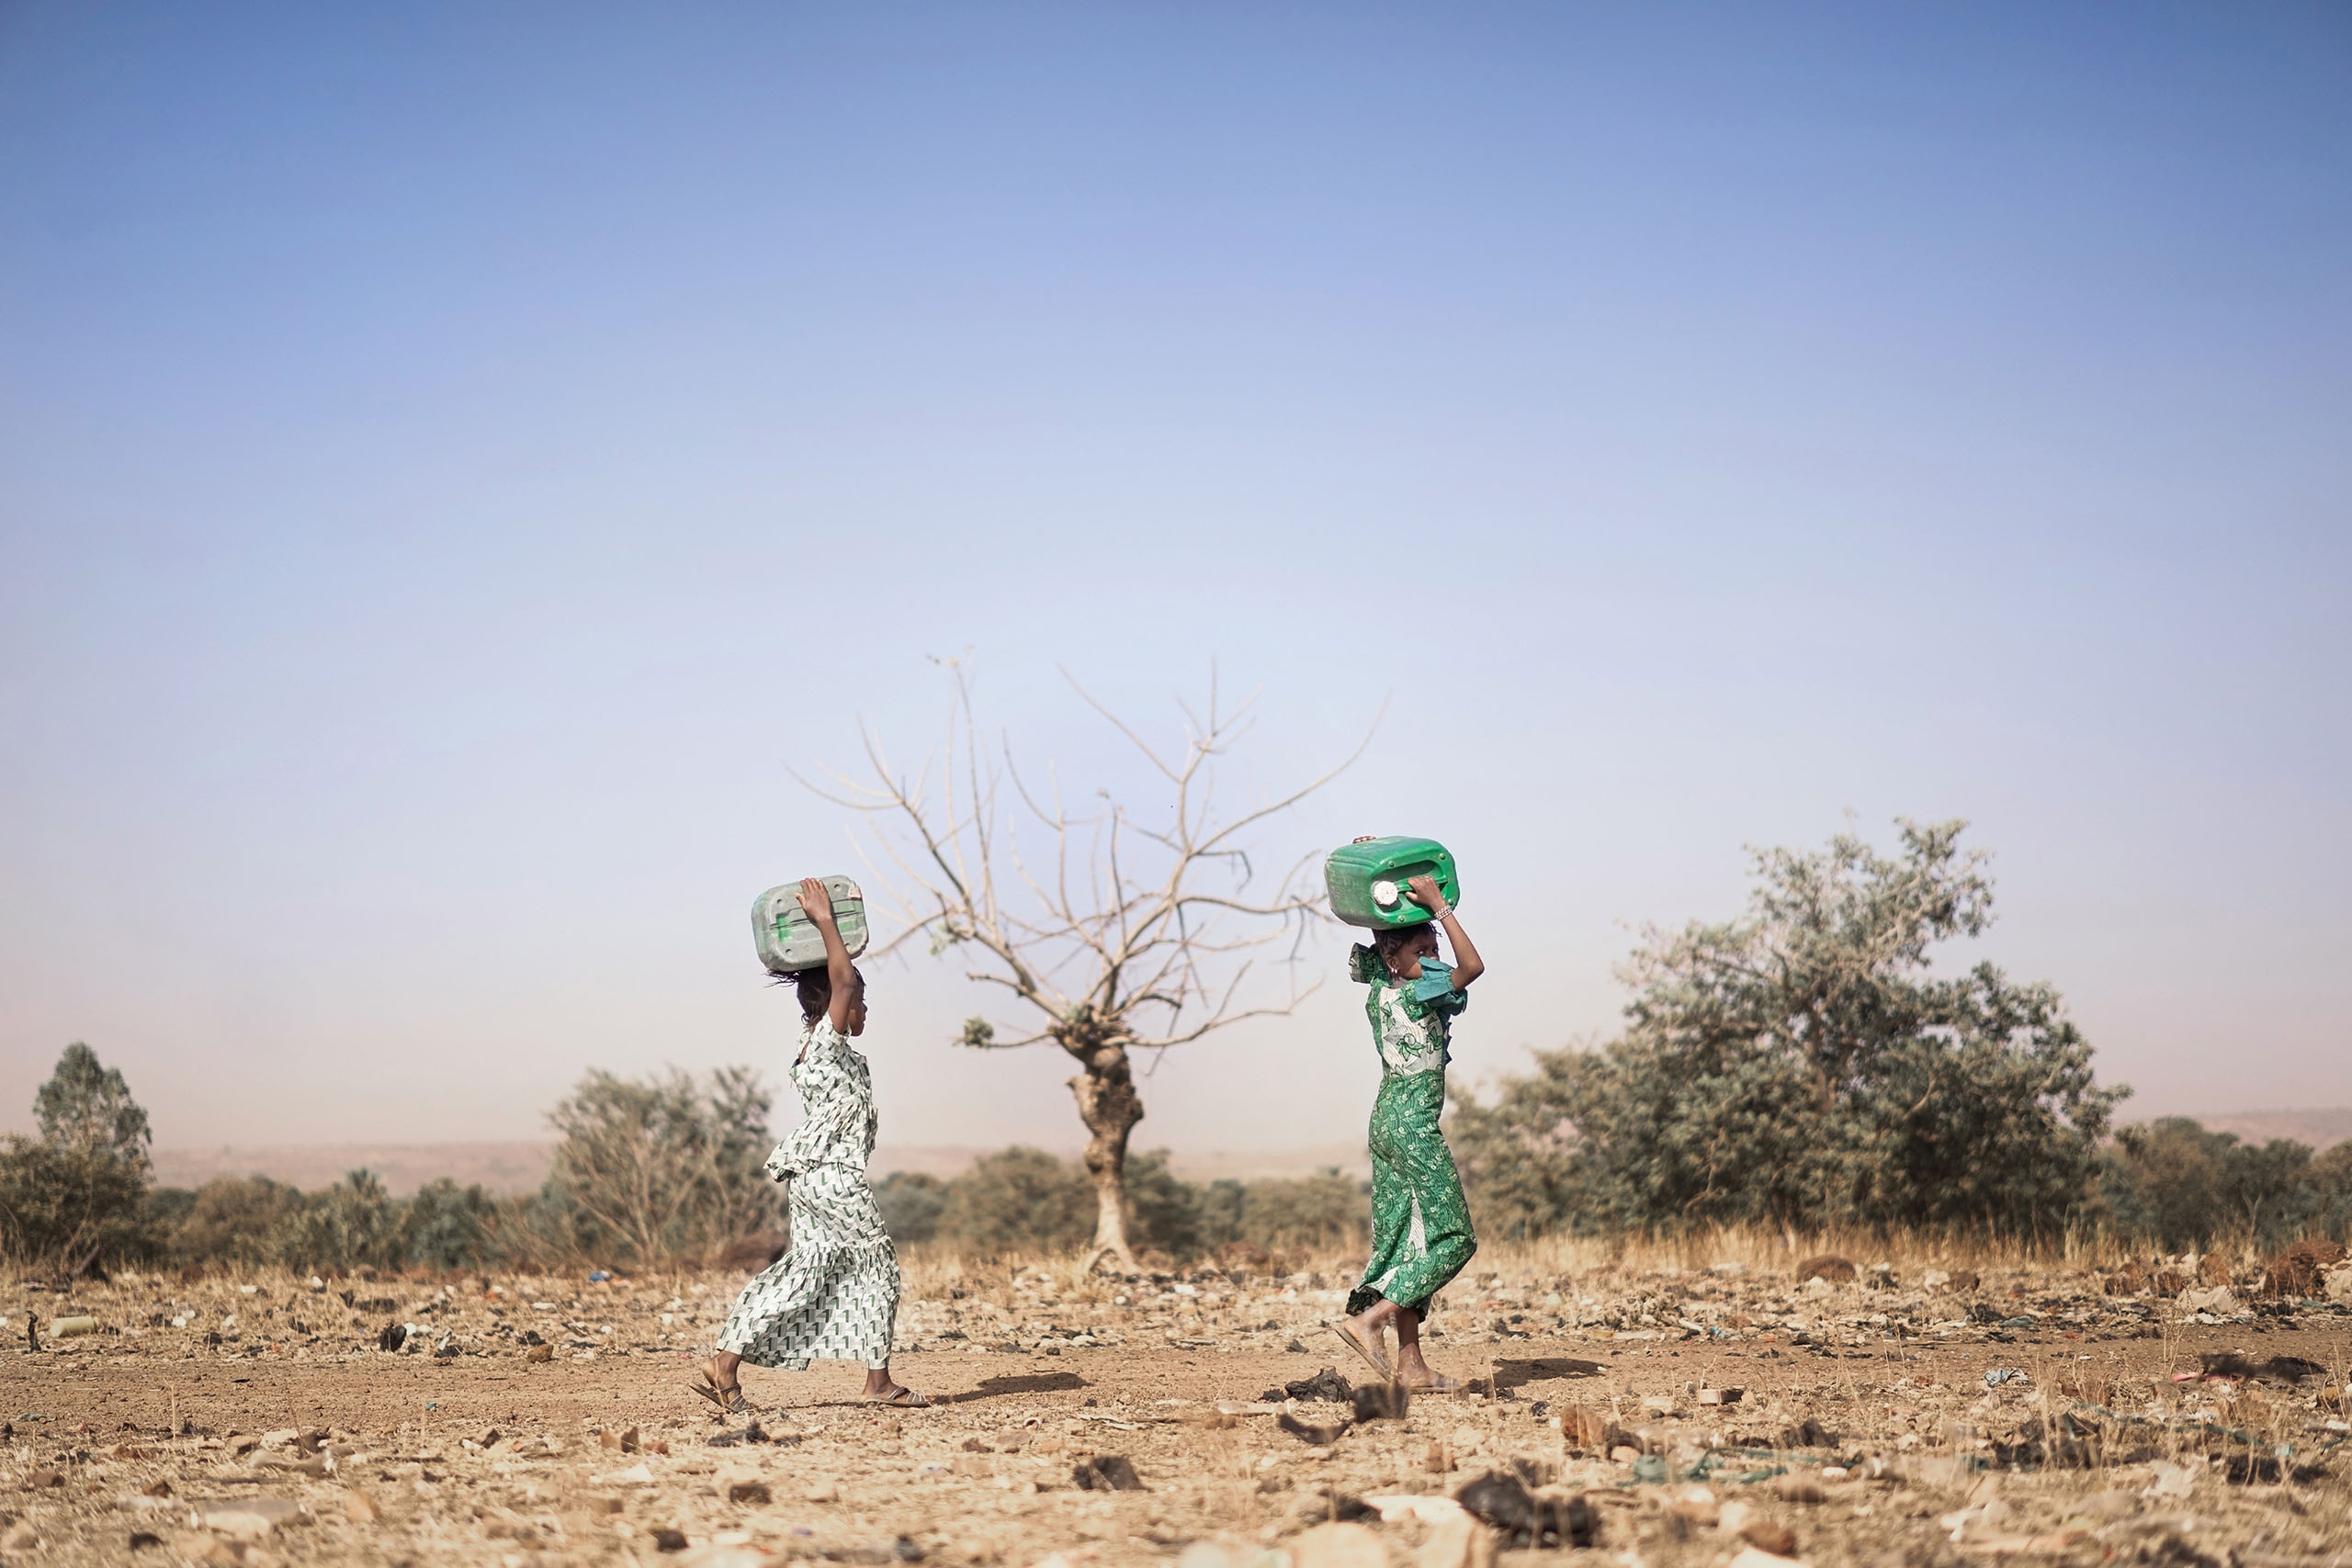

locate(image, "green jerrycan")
(1324, 837), (1460, 930)
(751, 876), (871, 974)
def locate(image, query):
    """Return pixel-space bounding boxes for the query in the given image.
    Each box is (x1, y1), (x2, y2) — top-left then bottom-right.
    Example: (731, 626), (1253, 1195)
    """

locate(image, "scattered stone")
(1453, 1470), (1595, 1550)
(725, 1481), (770, 1505)
(1289, 1521), (1387, 1568)
(1071, 1455), (1146, 1491)
(1280, 1413), (1351, 1445)
(1417, 1514), (1495, 1568)
(603, 1425), (641, 1452)
(1793, 1257), (1855, 1283)
(651, 1526), (690, 1551)
(1556, 1404), (1611, 1448)
(199, 1499), (301, 1539)
(342, 1490), (380, 1523)
(1266, 1366), (1353, 1404)
(2194, 1351), (2327, 1383)
(1350, 1382), (1408, 1422)
(524, 1343), (554, 1362)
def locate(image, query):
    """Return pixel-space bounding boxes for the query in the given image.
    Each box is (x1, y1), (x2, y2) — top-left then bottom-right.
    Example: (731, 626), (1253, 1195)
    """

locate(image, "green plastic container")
(1324, 837), (1460, 930)
(751, 876), (870, 974)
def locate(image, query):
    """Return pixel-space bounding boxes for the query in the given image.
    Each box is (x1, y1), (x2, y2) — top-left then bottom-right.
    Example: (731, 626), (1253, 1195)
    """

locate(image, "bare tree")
(799, 661), (1370, 1269)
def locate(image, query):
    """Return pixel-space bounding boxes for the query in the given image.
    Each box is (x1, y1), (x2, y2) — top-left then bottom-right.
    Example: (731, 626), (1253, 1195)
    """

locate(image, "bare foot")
(1329, 1315), (1395, 1381)
(692, 1354), (750, 1414)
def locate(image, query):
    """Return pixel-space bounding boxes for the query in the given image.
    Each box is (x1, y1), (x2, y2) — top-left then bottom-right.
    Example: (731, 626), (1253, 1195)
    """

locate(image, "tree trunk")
(1063, 1034), (1145, 1272)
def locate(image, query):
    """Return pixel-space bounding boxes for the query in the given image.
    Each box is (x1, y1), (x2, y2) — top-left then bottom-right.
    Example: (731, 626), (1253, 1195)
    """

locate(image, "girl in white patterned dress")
(695, 878), (928, 1410)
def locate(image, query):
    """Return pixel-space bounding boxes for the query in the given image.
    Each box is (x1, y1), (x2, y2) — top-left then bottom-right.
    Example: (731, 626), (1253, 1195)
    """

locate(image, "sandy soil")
(3, 1258), (2346, 1567)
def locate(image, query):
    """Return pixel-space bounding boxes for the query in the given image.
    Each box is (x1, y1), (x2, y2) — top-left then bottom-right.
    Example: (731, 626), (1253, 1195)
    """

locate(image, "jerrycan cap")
(1370, 879), (1401, 908)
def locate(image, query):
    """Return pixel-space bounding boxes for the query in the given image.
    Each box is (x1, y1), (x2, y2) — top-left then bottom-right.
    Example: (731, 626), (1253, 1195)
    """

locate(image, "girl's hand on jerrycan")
(795, 875), (838, 926)
(1406, 874), (1448, 912)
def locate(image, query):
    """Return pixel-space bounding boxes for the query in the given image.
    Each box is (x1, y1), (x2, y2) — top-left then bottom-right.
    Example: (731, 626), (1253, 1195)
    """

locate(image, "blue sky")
(3, 3), (2346, 1156)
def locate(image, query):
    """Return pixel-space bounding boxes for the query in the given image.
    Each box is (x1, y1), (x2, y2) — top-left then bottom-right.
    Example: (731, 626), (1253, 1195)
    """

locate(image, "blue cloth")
(1410, 963), (1458, 1003)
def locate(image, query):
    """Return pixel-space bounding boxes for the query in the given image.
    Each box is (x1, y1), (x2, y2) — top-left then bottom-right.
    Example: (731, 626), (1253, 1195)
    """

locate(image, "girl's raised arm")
(797, 876), (858, 1032)
(1406, 874), (1485, 989)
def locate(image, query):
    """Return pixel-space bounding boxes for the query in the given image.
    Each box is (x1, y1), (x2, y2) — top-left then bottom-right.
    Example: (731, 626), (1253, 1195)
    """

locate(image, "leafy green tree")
(36, 1042), (153, 1164)
(1453, 820), (2126, 1235)
(0, 1043), (158, 1274)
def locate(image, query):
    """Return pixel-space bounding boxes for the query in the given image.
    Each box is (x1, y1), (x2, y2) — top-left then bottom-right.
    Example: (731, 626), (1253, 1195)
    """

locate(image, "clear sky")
(3, 4), (2346, 1160)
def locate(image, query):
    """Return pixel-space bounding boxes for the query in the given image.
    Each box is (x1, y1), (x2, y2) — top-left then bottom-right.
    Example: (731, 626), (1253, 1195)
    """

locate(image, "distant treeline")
(7, 1036), (2350, 1280)
(111, 1147), (1364, 1275)
(0, 1043), (1364, 1275)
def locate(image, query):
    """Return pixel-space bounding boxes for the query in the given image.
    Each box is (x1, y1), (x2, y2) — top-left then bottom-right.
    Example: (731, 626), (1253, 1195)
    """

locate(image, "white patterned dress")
(715, 1018), (901, 1370)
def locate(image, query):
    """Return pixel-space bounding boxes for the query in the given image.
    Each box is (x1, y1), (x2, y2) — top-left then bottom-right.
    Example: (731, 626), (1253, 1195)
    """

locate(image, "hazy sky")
(4, 4), (2347, 1161)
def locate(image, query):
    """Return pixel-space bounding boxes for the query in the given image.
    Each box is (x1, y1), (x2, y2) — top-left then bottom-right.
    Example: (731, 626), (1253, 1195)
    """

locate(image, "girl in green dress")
(1330, 874), (1486, 1392)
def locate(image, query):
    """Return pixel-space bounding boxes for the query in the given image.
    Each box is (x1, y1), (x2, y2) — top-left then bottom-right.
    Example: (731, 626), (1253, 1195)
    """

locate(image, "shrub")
(874, 1171), (948, 1246)
(1452, 820), (2127, 1237)
(540, 1065), (783, 1266)
(938, 1147), (1093, 1254)
(170, 1176), (309, 1269)
(2100, 1118), (2323, 1249)
(402, 1178), (500, 1269)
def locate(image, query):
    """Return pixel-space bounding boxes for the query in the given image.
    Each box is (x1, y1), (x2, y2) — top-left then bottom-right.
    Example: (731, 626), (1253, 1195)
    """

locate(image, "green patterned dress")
(1343, 944), (1478, 1318)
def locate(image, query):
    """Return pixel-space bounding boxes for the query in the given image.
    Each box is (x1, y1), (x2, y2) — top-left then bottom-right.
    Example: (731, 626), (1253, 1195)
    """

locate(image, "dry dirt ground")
(4, 1255), (2348, 1568)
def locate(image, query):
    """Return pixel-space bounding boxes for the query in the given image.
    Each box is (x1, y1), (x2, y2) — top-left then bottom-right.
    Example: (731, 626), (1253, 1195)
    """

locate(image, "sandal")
(1325, 1319), (1394, 1382)
(689, 1364), (752, 1416)
(862, 1385), (933, 1408)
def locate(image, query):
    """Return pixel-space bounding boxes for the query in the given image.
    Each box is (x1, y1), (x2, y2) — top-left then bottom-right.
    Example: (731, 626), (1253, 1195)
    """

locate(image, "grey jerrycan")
(1324, 836), (1460, 929)
(751, 876), (870, 974)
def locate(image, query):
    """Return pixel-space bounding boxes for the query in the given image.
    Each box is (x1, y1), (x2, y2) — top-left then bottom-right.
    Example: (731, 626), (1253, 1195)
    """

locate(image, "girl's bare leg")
(1347, 1300), (1459, 1390)
(704, 1349), (743, 1392)
(864, 1363), (907, 1398)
